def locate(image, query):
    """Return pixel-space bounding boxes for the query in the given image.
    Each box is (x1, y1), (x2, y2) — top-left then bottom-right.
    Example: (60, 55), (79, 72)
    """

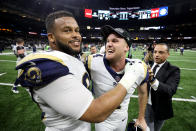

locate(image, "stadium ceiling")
(0, 0), (196, 33)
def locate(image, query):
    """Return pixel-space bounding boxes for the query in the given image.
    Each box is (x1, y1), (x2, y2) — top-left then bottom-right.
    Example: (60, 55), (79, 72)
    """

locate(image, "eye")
(75, 28), (80, 32)
(64, 29), (71, 32)
(112, 39), (118, 43)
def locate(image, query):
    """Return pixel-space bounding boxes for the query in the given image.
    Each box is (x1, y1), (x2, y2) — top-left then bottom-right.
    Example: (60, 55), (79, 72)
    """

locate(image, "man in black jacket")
(145, 43), (180, 131)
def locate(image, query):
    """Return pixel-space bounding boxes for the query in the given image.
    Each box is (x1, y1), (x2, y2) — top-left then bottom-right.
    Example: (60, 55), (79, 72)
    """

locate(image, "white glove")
(119, 61), (147, 94)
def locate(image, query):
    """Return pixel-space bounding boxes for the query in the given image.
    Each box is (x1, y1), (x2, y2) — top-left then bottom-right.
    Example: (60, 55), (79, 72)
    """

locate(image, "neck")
(109, 57), (126, 72)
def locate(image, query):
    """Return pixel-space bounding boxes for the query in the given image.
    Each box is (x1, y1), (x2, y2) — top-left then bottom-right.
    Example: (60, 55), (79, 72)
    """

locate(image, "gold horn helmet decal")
(25, 67), (42, 83)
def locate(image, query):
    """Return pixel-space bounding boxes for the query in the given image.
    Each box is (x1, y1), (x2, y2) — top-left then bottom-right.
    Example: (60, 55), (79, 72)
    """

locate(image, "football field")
(0, 49), (196, 131)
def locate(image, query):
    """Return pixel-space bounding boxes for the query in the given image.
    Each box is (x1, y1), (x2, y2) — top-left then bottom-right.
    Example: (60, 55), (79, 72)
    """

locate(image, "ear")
(47, 33), (55, 44)
(125, 44), (129, 52)
(167, 51), (170, 57)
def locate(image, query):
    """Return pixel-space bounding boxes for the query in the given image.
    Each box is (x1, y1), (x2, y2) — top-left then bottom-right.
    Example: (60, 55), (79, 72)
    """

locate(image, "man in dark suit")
(145, 43), (180, 131)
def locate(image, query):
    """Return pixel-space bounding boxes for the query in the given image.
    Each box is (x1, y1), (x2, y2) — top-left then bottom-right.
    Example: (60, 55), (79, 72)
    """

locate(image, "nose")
(106, 41), (113, 47)
(72, 31), (81, 39)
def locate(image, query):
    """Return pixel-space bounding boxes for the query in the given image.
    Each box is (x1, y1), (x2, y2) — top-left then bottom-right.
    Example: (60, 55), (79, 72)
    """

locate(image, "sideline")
(0, 72), (7, 76)
(131, 95), (196, 103)
(0, 82), (195, 103)
(1, 59), (196, 71)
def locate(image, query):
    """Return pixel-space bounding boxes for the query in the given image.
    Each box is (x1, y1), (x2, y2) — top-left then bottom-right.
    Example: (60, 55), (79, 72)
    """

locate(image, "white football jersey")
(16, 50), (93, 131)
(87, 54), (148, 124)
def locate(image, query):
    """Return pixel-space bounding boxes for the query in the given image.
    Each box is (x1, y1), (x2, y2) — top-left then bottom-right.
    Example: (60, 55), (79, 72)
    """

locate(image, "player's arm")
(36, 73), (126, 123)
(27, 60), (147, 123)
(135, 82), (148, 130)
(80, 83), (127, 122)
(81, 61), (148, 122)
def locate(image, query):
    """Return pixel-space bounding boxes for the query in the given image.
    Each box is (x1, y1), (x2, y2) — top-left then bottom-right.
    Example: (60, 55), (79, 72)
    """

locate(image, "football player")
(15, 11), (147, 131)
(12, 38), (26, 93)
(86, 25), (148, 131)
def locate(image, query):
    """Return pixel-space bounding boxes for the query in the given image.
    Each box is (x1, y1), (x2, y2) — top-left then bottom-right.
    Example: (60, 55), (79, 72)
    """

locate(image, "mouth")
(155, 57), (159, 61)
(107, 49), (114, 55)
(69, 40), (81, 46)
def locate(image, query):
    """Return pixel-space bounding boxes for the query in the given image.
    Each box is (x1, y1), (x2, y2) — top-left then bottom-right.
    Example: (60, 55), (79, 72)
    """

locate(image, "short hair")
(156, 43), (169, 52)
(90, 44), (96, 48)
(45, 10), (74, 33)
(16, 38), (24, 44)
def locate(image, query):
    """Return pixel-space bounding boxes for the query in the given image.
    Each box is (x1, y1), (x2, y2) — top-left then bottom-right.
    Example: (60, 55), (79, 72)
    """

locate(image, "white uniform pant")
(95, 110), (128, 131)
(45, 121), (91, 131)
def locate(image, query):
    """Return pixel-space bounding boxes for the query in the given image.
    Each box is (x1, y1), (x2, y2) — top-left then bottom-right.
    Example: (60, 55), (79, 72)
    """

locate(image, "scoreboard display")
(84, 6), (168, 20)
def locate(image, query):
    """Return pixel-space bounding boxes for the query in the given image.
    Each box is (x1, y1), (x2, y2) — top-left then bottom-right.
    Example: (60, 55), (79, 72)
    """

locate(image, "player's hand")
(119, 61), (147, 94)
(147, 65), (156, 84)
(135, 117), (147, 131)
(147, 65), (154, 81)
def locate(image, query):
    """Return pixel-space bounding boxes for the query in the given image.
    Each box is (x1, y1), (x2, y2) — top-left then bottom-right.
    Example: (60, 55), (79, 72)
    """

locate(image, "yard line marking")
(0, 82), (21, 87)
(178, 87), (183, 90)
(1, 82), (195, 102)
(0, 53), (14, 55)
(131, 95), (196, 102)
(0, 60), (16, 62)
(0, 72), (7, 76)
(191, 96), (196, 99)
(172, 98), (196, 102)
(0, 82), (14, 86)
(180, 68), (196, 71)
(169, 60), (196, 63)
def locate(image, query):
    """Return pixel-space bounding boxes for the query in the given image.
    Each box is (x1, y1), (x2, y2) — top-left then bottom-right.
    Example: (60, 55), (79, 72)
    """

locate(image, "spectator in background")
(82, 43), (89, 52)
(33, 45), (37, 53)
(12, 38), (27, 93)
(0, 44), (4, 53)
(145, 43), (180, 131)
(90, 44), (97, 54)
(180, 45), (184, 56)
(99, 45), (105, 54)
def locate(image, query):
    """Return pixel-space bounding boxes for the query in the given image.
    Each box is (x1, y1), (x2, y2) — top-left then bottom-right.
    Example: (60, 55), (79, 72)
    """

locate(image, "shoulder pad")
(16, 53), (70, 89)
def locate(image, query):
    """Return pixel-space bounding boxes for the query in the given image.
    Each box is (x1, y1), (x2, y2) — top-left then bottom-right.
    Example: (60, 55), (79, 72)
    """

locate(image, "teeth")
(70, 41), (80, 45)
(107, 50), (113, 54)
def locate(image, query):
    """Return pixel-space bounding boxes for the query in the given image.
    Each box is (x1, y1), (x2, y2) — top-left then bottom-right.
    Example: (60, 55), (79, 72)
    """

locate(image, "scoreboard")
(84, 6), (168, 20)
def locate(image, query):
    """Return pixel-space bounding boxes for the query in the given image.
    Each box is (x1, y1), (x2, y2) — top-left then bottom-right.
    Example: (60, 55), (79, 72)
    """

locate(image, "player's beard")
(57, 40), (81, 56)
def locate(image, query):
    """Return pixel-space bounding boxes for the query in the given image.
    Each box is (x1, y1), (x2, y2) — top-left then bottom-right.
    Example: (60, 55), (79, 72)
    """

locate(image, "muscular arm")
(80, 83), (127, 122)
(135, 82), (148, 130)
(36, 75), (127, 123)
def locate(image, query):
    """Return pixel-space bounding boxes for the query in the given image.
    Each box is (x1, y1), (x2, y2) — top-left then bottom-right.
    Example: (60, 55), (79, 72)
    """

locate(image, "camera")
(127, 122), (142, 131)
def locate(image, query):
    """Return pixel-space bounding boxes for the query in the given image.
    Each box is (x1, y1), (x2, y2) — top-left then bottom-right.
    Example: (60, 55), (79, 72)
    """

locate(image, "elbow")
(80, 114), (108, 123)
(95, 115), (108, 123)
(89, 110), (109, 123)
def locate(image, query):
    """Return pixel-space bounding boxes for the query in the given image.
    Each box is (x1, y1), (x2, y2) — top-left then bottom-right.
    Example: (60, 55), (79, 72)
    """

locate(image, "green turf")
(0, 49), (196, 131)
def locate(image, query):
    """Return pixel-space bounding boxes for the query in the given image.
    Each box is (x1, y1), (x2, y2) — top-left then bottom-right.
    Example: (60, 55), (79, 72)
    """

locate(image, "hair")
(90, 44), (96, 48)
(16, 38), (24, 44)
(156, 43), (169, 52)
(45, 10), (74, 33)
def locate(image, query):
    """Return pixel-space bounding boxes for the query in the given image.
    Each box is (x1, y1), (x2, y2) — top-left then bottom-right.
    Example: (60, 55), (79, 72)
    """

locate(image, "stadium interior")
(0, 0), (196, 50)
(0, 0), (196, 131)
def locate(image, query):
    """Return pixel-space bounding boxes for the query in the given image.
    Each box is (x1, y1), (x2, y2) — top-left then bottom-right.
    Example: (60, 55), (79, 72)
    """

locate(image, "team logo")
(113, 82), (117, 86)
(159, 7), (168, 17)
(25, 67), (42, 84)
(115, 76), (121, 82)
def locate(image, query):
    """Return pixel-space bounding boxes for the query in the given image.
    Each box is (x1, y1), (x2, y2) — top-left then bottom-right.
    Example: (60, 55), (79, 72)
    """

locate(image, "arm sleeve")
(35, 75), (94, 119)
(151, 79), (159, 90)
(156, 68), (180, 98)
